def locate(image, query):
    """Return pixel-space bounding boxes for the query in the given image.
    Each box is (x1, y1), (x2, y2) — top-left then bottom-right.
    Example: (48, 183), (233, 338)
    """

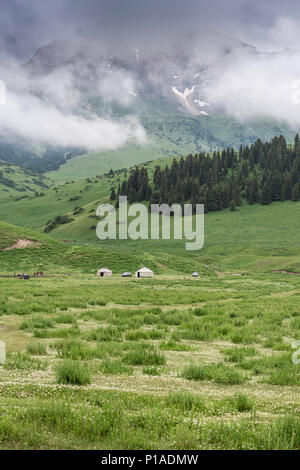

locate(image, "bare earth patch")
(3, 239), (40, 251)
(0, 317), (29, 352)
(215, 270), (224, 278)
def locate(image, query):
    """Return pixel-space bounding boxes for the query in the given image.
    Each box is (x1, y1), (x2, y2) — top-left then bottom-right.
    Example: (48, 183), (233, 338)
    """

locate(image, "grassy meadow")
(0, 213), (300, 448)
(0, 273), (299, 449)
(0, 162), (300, 449)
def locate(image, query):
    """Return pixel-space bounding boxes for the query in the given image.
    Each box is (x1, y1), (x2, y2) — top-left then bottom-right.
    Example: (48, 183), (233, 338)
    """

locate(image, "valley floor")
(0, 274), (299, 449)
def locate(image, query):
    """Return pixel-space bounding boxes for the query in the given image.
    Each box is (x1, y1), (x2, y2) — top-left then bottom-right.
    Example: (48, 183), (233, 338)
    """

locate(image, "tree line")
(111, 134), (300, 212)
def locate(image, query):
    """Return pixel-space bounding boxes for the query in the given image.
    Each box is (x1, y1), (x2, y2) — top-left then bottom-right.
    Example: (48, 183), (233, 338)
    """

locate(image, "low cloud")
(0, 63), (146, 151)
(96, 68), (138, 106)
(206, 45), (300, 128)
(2, 5), (300, 151)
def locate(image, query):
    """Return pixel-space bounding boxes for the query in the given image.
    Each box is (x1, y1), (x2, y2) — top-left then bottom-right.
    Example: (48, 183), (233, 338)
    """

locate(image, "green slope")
(47, 115), (298, 182)
(0, 161), (53, 199)
(0, 159), (171, 231)
(0, 219), (57, 251)
(0, 171), (120, 230)
(2, 149), (300, 274)
(2, 193), (300, 274)
(0, 219), (209, 276)
(37, 199), (300, 273)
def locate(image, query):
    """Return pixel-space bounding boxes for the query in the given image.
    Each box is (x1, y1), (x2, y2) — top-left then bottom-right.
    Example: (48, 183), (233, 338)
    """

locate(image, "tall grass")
(26, 343), (47, 356)
(166, 392), (206, 412)
(234, 393), (255, 412)
(4, 352), (48, 371)
(182, 363), (247, 385)
(55, 340), (95, 360)
(122, 345), (166, 366)
(100, 360), (133, 375)
(55, 361), (91, 385)
(240, 353), (300, 385)
(222, 346), (257, 363)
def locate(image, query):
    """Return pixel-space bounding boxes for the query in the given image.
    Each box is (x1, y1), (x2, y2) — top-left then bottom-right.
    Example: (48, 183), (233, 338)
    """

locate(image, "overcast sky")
(2, 1), (300, 150)
(2, 0), (300, 60)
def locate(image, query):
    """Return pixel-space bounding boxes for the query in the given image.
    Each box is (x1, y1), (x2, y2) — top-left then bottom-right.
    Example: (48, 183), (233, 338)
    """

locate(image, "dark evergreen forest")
(113, 135), (300, 213)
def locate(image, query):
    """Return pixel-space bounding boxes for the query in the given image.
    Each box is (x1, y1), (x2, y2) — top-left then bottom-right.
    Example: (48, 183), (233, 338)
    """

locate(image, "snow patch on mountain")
(194, 99), (210, 108)
(172, 86), (210, 114)
(172, 86), (195, 100)
(172, 86), (197, 112)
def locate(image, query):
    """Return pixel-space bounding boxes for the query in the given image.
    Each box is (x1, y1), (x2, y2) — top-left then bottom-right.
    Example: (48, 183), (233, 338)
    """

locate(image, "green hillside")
(1, 194), (300, 275)
(27, 200), (300, 273)
(0, 219), (208, 275)
(2, 144), (300, 274)
(0, 170), (120, 230)
(2, 134), (300, 275)
(1, 167), (300, 450)
(0, 161), (53, 198)
(47, 115), (298, 182)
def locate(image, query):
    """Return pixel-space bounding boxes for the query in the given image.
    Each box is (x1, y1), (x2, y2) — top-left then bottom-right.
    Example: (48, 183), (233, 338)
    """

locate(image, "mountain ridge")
(1, 29), (299, 174)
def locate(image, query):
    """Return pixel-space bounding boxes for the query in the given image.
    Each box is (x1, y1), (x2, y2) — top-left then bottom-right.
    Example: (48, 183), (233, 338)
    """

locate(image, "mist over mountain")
(1, 1), (300, 172)
(23, 28), (258, 117)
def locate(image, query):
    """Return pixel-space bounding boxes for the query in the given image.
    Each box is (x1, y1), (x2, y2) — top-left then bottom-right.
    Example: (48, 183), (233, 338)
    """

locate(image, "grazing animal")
(34, 271), (44, 277)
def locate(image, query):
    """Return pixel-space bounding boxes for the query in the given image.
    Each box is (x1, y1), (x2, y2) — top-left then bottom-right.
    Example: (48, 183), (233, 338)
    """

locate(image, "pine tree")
(281, 175), (292, 201)
(261, 182), (272, 205)
(229, 200), (236, 212)
(246, 181), (256, 205)
(292, 184), (299, 202)
(233, 185), (241, 206)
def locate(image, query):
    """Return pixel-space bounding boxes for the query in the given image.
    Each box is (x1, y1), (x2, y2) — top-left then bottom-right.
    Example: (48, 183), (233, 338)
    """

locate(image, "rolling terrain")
(1, 144), (300, 273)
(0, 217), (299, 449)
(1, 28), (300, 177)
(0, 142), (299, 450)
(0, 160), (53, 197)
(47, 116), (297, 182)
(1, 1), (300, 453)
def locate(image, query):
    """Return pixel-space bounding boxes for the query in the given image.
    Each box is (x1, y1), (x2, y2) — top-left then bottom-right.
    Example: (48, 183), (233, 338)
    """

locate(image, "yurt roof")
(98, 268), (112, 273)
(136, 267), (153, 273)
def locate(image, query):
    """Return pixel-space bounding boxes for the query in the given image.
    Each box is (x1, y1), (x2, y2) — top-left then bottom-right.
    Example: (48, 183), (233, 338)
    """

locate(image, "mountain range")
(0, 28), (299, 177)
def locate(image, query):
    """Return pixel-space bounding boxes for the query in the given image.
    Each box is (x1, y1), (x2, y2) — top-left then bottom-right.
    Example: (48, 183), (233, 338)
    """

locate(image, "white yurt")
(135, 267), (153, 278)
(192, 272), (199, 278)
(97, 268), (112, 278)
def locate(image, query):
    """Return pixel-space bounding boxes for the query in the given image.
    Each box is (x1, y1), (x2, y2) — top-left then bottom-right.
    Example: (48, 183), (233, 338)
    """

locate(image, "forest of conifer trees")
(111, 134), (300, 213)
